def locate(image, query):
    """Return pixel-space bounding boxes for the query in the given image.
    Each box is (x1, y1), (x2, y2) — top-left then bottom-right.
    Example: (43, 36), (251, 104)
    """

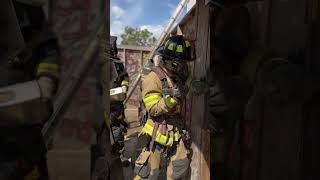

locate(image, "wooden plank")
(258, 1), (308, 179)
(189, 0), (210, 180)
(201, 129), (211, 180)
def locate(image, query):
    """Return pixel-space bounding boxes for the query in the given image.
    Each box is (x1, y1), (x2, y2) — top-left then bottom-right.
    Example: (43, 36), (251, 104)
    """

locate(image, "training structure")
(44, 0), (109, 179)
(117, 45), (151, 110)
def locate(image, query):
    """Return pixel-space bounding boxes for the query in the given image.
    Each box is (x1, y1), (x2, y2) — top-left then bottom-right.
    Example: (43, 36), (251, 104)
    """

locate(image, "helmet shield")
(163, 58), (189, 82)
(0, 0), (25, 60)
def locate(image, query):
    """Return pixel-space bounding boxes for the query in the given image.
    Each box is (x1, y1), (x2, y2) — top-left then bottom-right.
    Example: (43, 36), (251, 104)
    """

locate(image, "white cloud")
(167, 3), (176, 15)
(125, 0), (135, 3)
(111, 5), (125, 20)
(140, 25), (164, 39)
(110, 2), (144, 42)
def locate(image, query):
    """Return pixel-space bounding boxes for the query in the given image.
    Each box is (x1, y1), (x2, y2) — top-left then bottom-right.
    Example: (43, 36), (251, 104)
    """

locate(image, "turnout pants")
(134, 140), (189, 180)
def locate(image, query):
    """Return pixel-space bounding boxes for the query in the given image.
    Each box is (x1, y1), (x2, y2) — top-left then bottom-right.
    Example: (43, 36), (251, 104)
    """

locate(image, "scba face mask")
(164, 60), (189, 82)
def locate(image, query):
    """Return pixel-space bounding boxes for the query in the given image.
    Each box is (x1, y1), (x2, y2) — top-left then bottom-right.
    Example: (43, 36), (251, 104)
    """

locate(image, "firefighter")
(134, 35), (193, 180)
(0, 0), (60, 179)
(107, 36), (129, 156)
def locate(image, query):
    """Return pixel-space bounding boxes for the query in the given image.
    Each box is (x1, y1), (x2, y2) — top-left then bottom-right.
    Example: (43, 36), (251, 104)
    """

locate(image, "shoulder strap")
(151, 67), (166, 80)
(151, 67), (169, 89)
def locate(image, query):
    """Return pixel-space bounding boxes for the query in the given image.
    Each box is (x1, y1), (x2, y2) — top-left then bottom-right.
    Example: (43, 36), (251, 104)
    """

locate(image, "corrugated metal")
(46, 0), (107, 179)
(50, 0), (103, 149)
(118, 47), (151, 110)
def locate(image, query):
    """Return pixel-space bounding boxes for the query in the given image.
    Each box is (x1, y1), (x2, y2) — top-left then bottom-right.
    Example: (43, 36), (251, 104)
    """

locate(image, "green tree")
(120, 26), (157, 47)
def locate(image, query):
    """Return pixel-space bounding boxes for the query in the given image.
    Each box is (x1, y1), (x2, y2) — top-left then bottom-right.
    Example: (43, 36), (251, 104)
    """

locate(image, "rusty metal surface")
(49, 0), (103, 148)
(118, 48), (151, 110)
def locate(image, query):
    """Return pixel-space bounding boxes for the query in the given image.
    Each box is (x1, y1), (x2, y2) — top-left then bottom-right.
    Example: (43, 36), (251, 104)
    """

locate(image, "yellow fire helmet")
(156, 35), (195, 62)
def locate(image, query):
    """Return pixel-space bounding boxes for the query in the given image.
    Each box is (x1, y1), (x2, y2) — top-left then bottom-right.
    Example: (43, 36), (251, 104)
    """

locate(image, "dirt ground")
(122, 108), (142, 180)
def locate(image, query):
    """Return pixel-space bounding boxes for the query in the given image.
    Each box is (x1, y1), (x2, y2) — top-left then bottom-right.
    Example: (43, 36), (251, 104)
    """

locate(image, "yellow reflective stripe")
(143, 123), (171, 146)
(164, 95), (176, 109)
(143, 123), (169, 145)
(166, 137), (174, 146)
(121, 80), (129, 86)
(142, 122), (180, 147)
(143, 94), (162, 102)
(36, 63), (59, 76)
(167, 43), (174, 51)
(176, 45), (183, 53)
(185, 40), (191, 47)
(143, 94), (162, 107)
(174, 132), (181, 141)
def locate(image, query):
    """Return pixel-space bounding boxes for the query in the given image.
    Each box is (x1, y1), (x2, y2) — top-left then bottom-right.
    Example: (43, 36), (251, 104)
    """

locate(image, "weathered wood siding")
(173, 0), (211, 179)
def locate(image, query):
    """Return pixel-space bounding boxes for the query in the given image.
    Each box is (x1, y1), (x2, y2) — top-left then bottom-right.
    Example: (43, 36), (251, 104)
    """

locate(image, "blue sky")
(110, 0), (190, 42)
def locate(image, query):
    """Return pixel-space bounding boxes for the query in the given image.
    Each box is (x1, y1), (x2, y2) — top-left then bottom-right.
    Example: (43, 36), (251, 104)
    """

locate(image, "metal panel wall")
(118, 46), (151, 110)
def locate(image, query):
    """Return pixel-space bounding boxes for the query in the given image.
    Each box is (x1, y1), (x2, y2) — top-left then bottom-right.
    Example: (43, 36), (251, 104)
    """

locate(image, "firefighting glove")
(164, 95), (179, 110)
(122, 85), (128, 93)
(163, 87), (182, 99)
(37, 76), (55, 102)
(122, 85), (128, 100)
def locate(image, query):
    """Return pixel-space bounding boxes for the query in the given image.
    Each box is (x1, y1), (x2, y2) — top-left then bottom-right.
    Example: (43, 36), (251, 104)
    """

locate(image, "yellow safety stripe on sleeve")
(121, 80), (129, 86)
(176, 45), (183, 53)
(143, 94), (162, 108)
(167, 43), (174, 51)
(36, 63), (59, 77)
(174, 131), (181, 140)
(164, 95), (176, 109)
(142, 121), (181, 147)
(185, 40), (191, 47)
